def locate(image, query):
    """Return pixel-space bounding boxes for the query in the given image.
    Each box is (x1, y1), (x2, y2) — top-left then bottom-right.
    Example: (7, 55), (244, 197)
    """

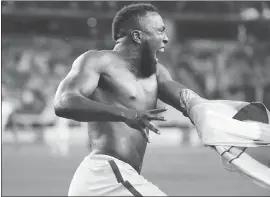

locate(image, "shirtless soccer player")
(54, 3), (190, 196)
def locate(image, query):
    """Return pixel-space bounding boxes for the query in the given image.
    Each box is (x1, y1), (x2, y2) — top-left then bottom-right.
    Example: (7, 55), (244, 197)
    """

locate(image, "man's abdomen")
(88, 122), (147, 173)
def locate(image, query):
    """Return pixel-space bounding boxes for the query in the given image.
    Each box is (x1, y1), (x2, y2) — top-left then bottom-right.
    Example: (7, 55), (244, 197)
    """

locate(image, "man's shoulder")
(77, 50), (112, 60)
(156, 62), (172, 82)
(78, 50), (120, 65)
(156, 62), (167, 75)
(73, 50), (120, 70)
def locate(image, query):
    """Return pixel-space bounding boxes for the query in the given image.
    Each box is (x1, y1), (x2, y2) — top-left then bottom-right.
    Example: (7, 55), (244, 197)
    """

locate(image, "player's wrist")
(179, 89), (203, 114)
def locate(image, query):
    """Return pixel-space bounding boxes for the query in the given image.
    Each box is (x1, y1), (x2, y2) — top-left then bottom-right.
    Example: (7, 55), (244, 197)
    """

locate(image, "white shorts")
(68, 153), (167, 196)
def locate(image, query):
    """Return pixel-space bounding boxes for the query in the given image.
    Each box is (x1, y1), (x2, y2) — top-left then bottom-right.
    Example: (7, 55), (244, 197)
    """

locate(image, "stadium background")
(2, 1), (270, 196)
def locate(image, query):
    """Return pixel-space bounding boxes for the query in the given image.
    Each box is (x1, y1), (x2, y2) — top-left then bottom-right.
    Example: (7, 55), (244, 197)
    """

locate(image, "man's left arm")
(156, 63), (189, 115)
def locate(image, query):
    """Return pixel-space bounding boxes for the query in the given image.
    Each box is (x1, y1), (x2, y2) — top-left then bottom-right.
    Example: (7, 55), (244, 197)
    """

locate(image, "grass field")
(2, 142), (270, 196)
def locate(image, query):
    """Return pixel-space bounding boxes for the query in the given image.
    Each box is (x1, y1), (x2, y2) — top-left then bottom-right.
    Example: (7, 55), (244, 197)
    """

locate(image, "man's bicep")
(62, 67), (100, 97)
(157, 64), (178, 98)
(157, 63), (187, 110)
(157, 63), (186, 91)
(55, 53), (101, 99)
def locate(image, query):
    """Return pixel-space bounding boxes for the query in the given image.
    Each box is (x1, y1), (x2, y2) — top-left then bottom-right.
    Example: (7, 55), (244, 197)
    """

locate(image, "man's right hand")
(124, 108), (168, 142)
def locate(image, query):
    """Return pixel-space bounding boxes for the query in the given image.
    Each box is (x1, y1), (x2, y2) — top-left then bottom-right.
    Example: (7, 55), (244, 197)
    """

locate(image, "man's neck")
(113, 39), (158, 77)
(113, 42), (142, 69)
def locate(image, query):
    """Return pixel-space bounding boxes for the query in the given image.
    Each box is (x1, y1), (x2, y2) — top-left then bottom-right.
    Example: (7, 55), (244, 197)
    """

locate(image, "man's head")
(112, 3), (169, 55)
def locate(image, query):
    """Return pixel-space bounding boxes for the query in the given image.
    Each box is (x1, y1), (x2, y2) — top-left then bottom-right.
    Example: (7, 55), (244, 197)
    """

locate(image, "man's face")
(139, 12), (169, 55)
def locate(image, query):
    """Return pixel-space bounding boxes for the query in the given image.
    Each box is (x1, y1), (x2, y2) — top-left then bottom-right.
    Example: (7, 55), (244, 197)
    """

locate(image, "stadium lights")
(240, 7), (260, 20)
(262, 7), (270, 19)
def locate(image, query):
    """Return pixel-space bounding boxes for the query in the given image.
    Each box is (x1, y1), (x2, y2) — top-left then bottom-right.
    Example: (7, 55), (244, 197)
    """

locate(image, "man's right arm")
(54, 51), (133, 122)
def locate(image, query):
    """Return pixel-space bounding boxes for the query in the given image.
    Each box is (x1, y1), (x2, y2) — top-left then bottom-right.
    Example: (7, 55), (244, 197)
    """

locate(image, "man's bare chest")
(96, 69), (158, 110)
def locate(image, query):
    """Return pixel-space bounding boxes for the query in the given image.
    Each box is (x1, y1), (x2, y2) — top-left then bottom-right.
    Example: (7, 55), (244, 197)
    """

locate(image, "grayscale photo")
(2, 1), (270, 196)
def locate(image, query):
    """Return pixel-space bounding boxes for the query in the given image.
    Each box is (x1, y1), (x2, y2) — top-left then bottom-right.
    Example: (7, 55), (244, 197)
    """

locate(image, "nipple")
(130, 96), (136, 100)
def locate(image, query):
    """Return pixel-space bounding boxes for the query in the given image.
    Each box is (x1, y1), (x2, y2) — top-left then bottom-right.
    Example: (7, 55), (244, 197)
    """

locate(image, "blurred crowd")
(4, 1), (268, 14)
(2, 35), (270, 127)
(169, 39), (270, 103)
(1, 2), (270, 149)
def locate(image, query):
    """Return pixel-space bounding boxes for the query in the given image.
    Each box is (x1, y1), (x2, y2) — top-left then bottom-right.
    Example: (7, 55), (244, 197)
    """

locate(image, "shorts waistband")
(86, 151), (138, 174)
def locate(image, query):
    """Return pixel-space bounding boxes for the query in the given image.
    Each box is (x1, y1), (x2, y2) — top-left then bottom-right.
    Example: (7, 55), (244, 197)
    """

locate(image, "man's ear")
(131, 30), (141, 44)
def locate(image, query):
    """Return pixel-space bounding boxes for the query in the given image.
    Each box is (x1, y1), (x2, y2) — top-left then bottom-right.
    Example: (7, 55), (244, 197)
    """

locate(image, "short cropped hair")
(112, 3), (158, 41)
